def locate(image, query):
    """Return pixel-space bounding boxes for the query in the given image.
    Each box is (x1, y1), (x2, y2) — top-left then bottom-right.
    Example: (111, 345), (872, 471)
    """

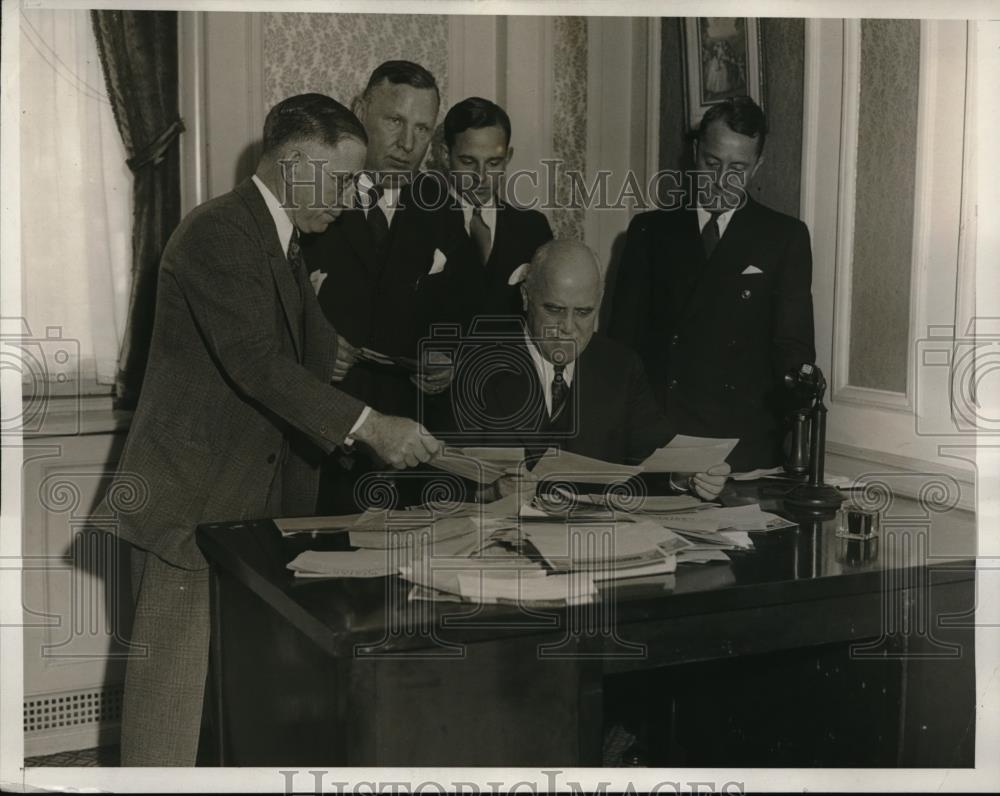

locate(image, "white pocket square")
(428, 248), (448, 275)
(741, 265), (763, 275)
(507, 262), (530, 286)
(309, 269), (328, 295)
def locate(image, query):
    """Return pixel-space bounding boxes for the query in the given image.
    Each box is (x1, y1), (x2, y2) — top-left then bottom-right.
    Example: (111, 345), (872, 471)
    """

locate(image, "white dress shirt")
(251, 174), (370, 439)
(696, 206), (736, 238)
(252, 174), (295, 254)
(524, 331), (576, 417)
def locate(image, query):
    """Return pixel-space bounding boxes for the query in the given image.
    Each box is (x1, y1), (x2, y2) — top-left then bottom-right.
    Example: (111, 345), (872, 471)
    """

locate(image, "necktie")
(469, 205), (492, 266)
(550, 364), (568, 421)
(365, 184), (390, 262)
(285, 232), (307, 347)
(286, 232), (306, 275)
(701, 211), (722, 259)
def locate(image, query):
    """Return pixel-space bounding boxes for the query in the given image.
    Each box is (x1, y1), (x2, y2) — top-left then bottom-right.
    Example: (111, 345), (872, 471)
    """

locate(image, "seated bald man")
(444, 240), (730, 500)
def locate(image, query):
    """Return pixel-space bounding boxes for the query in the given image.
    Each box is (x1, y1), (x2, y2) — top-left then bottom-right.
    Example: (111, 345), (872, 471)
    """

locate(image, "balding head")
(521, 240), (603, 365)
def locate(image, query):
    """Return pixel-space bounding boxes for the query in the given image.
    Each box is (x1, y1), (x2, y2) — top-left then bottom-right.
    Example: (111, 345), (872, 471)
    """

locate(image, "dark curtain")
(91, 11), (183, 408)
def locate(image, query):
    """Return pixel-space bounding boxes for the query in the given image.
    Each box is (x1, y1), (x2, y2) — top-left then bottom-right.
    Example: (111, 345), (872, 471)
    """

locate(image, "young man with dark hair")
(608, 95), (815, 472)
(442, 96), (553, 316)
(103, 93), (442, 765)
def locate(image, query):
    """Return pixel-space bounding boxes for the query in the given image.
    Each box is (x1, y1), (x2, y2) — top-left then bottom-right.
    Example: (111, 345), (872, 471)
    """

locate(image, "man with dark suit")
(103, 94), (442, 765)
(301, 62), (488, 513)
(608, 96), (815, 472)
(301, 61), (468, 416)
(449, 240), (729, 501)
(442, 96), (553, 316)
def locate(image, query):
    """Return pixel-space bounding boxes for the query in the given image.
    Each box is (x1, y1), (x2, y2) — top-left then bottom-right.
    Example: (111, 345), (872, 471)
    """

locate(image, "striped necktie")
(469, 204), (492, 266)
(550, 363), (568, 420)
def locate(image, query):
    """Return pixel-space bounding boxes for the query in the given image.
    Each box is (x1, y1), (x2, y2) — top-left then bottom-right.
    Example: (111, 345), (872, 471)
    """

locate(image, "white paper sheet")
(640, 434), (738, 473)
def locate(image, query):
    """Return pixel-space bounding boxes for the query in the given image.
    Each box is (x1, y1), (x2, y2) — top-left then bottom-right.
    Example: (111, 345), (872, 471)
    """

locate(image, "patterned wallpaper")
(262, 12), (449, 115)
(551, 16), (588, 241)
(848, 19), (920, 394)
(261, 13), (589, 239)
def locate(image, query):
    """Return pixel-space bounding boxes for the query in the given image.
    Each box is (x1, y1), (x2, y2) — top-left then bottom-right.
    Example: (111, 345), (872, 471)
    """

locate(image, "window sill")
(21, 394), (132, 438)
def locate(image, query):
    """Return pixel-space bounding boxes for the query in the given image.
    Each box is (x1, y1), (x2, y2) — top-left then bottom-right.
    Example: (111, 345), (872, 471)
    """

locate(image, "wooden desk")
(197, 484), (976, 767)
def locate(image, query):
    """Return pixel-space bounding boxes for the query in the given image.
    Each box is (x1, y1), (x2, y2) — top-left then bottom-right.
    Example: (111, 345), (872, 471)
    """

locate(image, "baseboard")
(24, 685), (122, 757)
(825, 441), (977, 513)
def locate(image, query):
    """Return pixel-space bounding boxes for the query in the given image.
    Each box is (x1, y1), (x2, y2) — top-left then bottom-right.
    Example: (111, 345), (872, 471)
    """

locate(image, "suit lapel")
(234, 179), (304, 360)
(485, 205), (507, 271)
(658, 209), (704, 317)
(682, 201), (754, 322)
(339, 209), (380, 274)
(270, 254), (304, 361)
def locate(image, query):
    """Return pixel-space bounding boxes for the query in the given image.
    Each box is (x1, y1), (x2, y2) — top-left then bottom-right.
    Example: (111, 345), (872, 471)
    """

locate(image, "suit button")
(267, 453), (277, 464)
(740, 289), (752, 300)
(723, 383), (736, 392)
(669, 378), (679, 390)
(670, 334), (680, 345)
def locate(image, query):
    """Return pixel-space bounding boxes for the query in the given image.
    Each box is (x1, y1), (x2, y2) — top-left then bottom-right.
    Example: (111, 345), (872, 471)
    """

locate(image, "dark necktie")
(550, 363), (568, 421)
(286, 231), (306, 275)
(469, 205), (492, 266)
(365, 184), (390, 262)
(701, 211), (722, 259)
(285, 232), (307, 349)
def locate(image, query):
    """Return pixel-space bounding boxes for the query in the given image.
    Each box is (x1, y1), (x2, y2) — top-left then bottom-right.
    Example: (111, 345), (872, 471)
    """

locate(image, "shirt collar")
(696, 205), (736, 237)
(252, 174), (296, 255)
(523, 328), (576, 385)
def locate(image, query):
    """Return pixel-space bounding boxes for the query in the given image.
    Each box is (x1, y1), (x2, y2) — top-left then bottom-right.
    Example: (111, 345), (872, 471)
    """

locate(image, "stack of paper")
(530, 449), (643, 484)
(349, 516), (481, 558)
(524, 520), (685, 580)
(287, 549), (398, 578)
(455, 570), (597, 605)
(398, 554), (570, 606)
(273, 508), (435, 538)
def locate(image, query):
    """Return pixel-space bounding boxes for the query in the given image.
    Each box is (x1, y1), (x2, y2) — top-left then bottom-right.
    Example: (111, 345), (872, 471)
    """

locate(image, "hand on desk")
(351, 409), (442, 469)
(680, 463), (731, 501)
(332, 334), (359, 382)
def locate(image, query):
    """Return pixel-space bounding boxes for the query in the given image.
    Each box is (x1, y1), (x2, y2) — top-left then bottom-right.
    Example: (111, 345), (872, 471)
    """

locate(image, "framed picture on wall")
(683, 18), (764, 129)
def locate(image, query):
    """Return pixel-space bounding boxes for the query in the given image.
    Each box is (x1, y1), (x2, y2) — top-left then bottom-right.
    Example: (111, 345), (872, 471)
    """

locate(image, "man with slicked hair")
(609, 96), (815, 472)
(102, 93), (441, 765)
(441, 95), (553, 317)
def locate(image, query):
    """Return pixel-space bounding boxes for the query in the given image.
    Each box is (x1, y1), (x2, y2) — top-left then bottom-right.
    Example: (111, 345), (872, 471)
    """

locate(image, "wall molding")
(830, 19), (924, 414)
(644, 17), (661, 187)
(447, 16), (502, 103)
(798, 19), (822, 235)
(178, 11), (207, 216)
(503, 16), (554, 212)
(903, 19), (939, 410)
(829, 19), (862, 406)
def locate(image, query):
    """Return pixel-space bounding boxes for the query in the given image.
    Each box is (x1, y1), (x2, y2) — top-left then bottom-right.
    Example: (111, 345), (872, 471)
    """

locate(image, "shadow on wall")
(599, 231), (628, 334)
(236, 140), (263, 187)
(40, 435), (136, 690)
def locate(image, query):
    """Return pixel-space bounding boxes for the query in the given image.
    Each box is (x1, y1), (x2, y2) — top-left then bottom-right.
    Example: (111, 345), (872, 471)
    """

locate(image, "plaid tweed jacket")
(104, 178), (364, 570)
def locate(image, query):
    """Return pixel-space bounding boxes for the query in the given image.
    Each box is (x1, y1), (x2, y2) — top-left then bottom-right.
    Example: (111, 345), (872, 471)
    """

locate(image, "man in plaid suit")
(103, 94), (441, 765)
